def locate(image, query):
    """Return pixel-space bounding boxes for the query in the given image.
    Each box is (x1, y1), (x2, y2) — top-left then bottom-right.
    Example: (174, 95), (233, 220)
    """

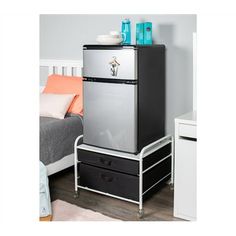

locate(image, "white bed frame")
(40, 59), (83, 176)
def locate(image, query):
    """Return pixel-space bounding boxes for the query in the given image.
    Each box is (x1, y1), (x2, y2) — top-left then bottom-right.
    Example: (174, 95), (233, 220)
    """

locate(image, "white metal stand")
(74, 135), (83, 198)
(74, 135), (174, 218)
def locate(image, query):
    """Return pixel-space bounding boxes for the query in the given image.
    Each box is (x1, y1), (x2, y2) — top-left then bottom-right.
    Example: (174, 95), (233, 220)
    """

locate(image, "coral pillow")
(43, 74), (83, 116)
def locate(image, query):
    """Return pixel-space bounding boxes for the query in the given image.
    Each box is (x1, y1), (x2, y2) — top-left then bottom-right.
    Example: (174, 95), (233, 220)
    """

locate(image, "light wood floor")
(49, 167), (181, 221)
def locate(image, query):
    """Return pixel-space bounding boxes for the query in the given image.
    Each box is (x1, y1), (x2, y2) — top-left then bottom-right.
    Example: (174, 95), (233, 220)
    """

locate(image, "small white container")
(96, 34), (123, 45)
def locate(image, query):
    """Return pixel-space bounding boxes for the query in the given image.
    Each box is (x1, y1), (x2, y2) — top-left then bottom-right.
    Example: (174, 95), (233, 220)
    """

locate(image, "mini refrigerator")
(82, 45), (166, 153)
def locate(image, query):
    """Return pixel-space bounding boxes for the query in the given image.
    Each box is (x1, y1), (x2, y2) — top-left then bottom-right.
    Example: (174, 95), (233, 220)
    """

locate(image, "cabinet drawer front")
(78, 149), (138, 175)
(80, 164), (139, 201)
(83, 49), (136, 80)
(174, 138), (196, 219)
(178, 123), (196, 139)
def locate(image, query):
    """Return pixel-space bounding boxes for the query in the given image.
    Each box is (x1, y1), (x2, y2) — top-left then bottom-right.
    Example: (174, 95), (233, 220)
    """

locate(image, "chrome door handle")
(109, 56), (120, 76)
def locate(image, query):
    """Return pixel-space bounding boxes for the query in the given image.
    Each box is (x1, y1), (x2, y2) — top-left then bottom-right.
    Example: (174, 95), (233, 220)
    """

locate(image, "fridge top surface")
(83, 44), (165, 50)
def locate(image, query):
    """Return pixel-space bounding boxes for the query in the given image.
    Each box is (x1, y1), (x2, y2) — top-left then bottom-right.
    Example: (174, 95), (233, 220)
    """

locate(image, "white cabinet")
(174, 111), (197, 220)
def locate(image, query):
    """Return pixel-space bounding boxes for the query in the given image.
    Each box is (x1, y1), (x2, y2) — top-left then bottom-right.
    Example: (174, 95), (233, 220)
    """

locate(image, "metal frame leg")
(137, 135), (173, 218)
(74, 135), (83, 198)
(138, 149), (144, 219)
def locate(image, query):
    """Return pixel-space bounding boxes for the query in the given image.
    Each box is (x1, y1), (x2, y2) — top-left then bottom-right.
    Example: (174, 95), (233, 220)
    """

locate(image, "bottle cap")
(122, 19), (130, 23)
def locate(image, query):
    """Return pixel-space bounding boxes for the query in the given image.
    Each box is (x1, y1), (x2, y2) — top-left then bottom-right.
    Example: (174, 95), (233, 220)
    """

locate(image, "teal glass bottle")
(121, 19), (131, 45)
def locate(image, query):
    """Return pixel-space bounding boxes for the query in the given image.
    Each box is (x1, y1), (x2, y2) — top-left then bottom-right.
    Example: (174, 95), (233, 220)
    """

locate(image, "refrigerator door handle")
(109, 56), (120, 76)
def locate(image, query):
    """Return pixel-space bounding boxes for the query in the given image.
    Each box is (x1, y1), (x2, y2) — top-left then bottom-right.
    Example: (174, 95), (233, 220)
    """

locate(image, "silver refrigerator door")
(83, 81), (137, 153)
(83, 49), (137, 80)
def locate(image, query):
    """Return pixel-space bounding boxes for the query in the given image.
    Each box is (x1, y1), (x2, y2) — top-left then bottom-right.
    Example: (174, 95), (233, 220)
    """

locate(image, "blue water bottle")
(121, 19), (131, 45)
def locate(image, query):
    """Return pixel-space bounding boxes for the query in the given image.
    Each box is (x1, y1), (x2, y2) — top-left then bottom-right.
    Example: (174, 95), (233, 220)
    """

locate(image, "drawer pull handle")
(100, 173), (113, 182)
(100, 158), (112, 166)
(179, 136), (197, 142)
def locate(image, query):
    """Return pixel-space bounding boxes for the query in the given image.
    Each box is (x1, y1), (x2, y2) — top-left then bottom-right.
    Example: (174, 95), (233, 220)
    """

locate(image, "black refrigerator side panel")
(137, 46), (165, 151)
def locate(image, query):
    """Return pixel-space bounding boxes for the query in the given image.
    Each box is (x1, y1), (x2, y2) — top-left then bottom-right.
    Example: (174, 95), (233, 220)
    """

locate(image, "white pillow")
(40, 93), (75, 119)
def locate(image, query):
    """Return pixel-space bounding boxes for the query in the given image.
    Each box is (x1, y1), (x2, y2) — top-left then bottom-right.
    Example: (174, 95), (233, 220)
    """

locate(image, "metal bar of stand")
(142, 154), (171, 174)
(74, 135), (83, 194)
(78, 185), (139, 204)
(138, 135), (172, 216)
(142, 173), (171, 195)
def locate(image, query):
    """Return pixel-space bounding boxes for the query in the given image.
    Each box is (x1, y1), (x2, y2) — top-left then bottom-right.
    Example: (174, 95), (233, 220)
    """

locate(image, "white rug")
(52, 200), (120, 221)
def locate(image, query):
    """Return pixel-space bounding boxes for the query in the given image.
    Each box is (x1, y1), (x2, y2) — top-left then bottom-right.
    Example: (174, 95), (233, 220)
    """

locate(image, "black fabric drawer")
(79, 156), (171, 201)
(80, 163), (139, 201)
(78, 149), (138, 175)
(143, 143), (171, 170)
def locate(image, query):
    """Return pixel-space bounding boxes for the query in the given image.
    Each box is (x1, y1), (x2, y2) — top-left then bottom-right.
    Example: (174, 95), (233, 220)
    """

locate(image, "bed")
(40, 59), (83, 176)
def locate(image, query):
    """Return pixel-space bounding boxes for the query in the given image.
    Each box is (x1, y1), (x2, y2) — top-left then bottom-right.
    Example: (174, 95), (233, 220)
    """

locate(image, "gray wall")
(40, 14), (196, 134)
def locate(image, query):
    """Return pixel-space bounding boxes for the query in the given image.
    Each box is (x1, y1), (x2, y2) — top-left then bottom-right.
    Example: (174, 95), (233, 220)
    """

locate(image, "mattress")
(40, 114), (83, 165)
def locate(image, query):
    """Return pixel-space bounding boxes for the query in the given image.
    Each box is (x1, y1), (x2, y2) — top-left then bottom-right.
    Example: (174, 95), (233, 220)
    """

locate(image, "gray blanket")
(40, 114), (83, 165)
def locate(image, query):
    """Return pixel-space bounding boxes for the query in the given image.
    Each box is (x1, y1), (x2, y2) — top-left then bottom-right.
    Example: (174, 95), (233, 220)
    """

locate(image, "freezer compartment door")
(83, 49), (137, 80)
(83, 81), (137, 153)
